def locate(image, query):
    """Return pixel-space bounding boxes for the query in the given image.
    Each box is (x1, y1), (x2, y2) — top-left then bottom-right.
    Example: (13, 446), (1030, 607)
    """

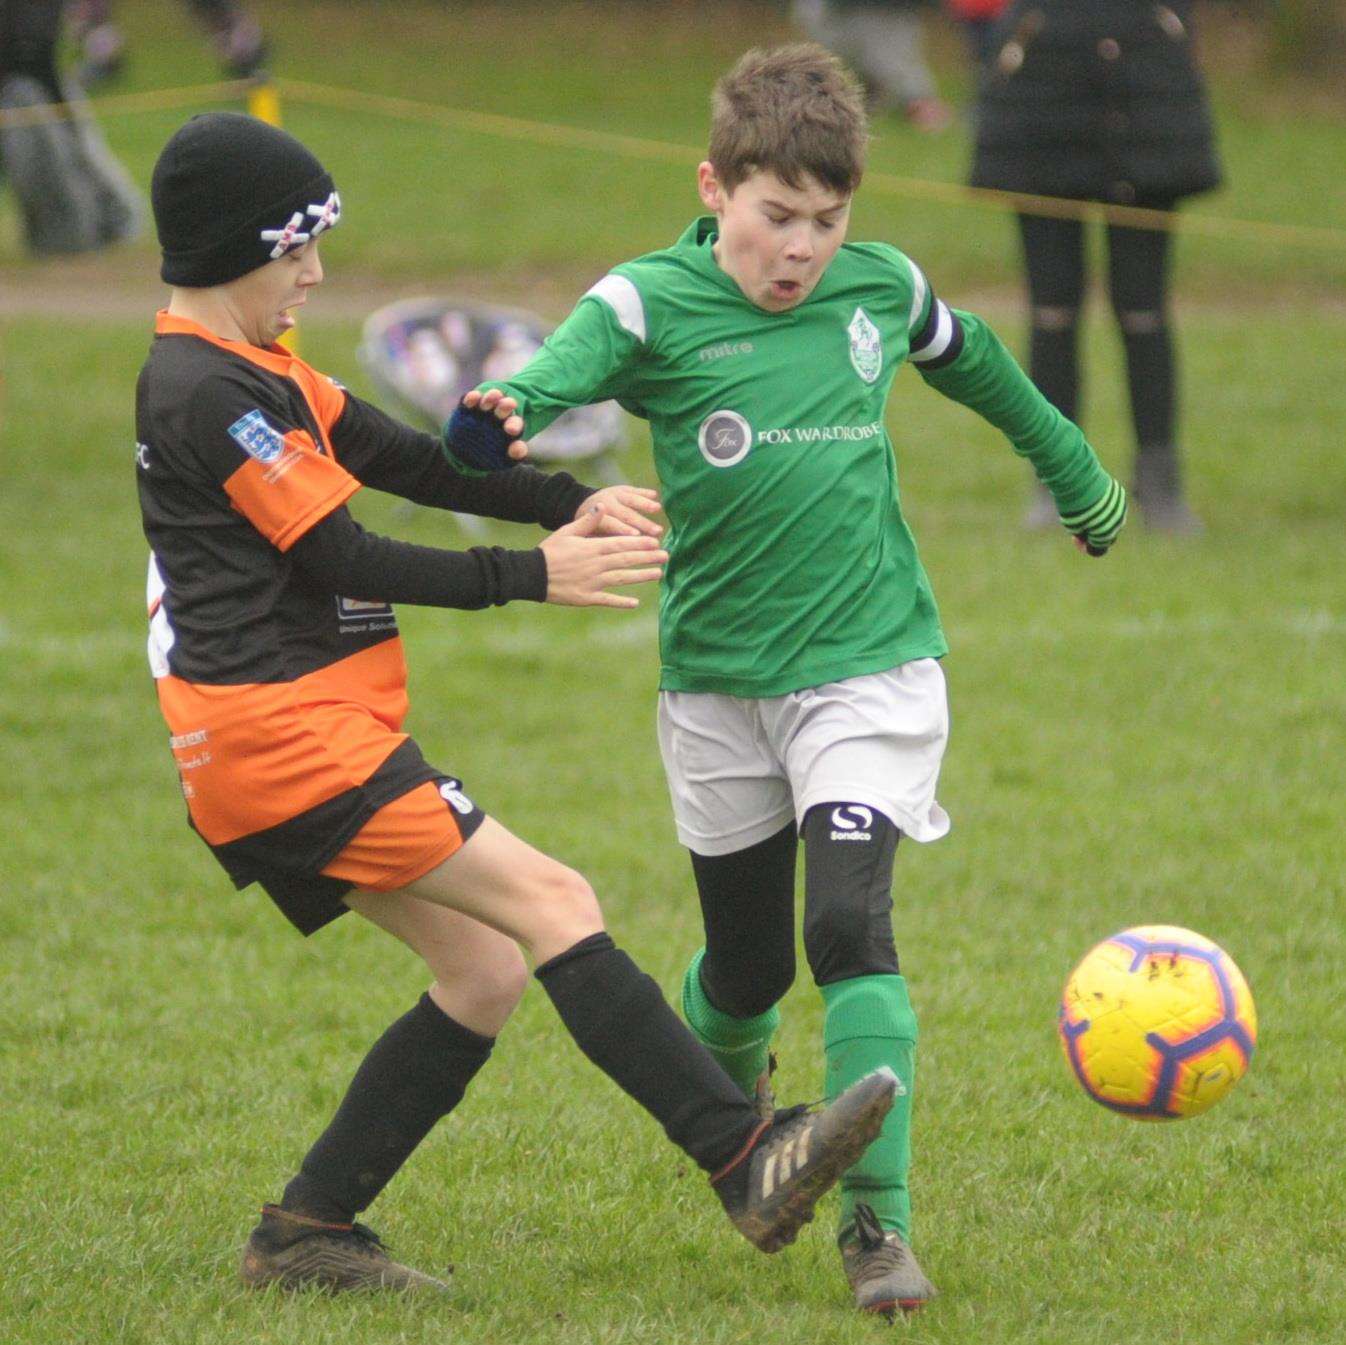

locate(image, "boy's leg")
(403, 817), (898, 1252)
(800, 804), (913, 1240)
(681, 824), (798, 1100)
(279, 894), (526, 1224)
(244, 896), (525, 1292)
(802, 804), (936, 1314)
(774, 663), (948, 1310)
(658, 691), (797, 1103)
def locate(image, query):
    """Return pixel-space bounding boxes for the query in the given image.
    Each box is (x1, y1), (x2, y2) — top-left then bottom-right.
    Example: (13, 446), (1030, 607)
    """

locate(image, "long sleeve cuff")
(289, 508), (548, 609)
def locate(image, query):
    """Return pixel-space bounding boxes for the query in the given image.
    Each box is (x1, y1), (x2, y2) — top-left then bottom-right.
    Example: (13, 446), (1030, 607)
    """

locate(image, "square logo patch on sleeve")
(227, 409), (286, 464)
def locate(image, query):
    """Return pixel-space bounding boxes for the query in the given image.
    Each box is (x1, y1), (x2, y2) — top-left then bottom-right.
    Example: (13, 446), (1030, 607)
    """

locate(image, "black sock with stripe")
(280, 992), (493, 1222)
(535, 933), (758, 1174)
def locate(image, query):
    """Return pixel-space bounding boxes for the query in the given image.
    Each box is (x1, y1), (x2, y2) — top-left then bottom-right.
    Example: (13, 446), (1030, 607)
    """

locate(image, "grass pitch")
(2, 4), (1344, 1343)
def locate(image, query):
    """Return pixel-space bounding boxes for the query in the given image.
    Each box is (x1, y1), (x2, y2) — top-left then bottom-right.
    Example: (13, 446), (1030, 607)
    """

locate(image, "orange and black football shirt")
(136, 312), (590, 925)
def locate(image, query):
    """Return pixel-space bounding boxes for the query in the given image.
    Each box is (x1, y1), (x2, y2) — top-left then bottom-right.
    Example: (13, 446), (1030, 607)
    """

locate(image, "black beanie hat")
(152, 112), (340, 287)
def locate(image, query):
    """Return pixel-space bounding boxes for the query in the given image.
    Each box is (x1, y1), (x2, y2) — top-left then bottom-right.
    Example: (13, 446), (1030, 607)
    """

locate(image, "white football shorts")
(657, 658), (951, 857)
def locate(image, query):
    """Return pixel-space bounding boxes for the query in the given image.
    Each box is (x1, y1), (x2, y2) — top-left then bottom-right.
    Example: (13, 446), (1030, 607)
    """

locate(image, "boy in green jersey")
(455, 44), (1126, 1316)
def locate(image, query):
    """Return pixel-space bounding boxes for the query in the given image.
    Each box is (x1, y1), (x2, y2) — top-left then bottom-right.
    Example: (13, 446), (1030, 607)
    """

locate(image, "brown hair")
(708, 43), (868, 197)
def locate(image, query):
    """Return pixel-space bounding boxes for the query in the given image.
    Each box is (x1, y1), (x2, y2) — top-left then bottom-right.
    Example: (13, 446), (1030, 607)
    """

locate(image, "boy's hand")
(576, 486), (664, 538)
(538, 505), (667, 608)
(442, 389), (530, 473)
(1060, 477), (1127, 557)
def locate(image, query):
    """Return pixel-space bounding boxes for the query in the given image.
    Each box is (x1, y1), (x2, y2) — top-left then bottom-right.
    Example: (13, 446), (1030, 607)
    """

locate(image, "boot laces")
(853, 1202), (906, 1271)
(760, 1103), (810, 1151)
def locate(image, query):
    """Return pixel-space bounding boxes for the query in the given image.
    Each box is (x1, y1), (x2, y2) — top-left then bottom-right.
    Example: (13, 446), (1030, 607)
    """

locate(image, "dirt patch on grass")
(3, 251), (1341, 326)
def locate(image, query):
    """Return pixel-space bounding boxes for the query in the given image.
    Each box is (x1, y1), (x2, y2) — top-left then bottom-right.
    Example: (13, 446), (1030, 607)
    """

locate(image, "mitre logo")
(697, 409), (753, 468)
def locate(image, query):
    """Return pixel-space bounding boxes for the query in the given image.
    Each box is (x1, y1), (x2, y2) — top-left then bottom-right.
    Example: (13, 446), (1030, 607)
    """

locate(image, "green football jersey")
(487, 217), (1114, 697)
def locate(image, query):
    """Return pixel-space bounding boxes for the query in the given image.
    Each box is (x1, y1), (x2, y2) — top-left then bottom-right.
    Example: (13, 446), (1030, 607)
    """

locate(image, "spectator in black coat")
(971, 0), (1221, 532)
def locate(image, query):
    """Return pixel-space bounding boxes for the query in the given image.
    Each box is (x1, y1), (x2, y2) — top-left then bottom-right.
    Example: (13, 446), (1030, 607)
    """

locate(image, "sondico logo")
(697, 410), (753, 468)
(830, 805), (873, 841)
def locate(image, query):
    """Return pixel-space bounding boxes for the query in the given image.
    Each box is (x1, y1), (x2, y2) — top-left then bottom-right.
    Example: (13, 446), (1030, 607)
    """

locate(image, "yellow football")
(1058, 925), (1257, 1120)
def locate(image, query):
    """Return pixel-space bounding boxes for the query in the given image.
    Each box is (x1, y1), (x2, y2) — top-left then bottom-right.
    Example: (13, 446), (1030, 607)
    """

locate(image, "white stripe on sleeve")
(907, 261), (929, 333)
(584, 274), (647, 343)
(909, 300), (955, 364)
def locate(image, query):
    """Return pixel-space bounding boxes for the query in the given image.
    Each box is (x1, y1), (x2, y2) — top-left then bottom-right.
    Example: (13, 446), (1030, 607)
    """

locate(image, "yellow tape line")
(1, 77), (1341, 251)
(0, 80), (254, 128)
(273, 79), (1346, 252)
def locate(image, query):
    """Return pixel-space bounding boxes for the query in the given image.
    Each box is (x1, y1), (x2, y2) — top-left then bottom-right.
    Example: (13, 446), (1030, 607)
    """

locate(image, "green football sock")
(822, 973), (917, 1242)
(680, 948), (779, 1100)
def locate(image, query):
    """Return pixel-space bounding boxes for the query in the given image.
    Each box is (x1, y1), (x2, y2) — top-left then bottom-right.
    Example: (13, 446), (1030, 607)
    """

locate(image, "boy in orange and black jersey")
(138, 268), (594, 933)
(137, 112), (897, 1295)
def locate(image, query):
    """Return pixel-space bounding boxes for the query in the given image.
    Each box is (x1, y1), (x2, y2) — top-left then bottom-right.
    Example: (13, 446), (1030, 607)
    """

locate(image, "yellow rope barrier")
(272, 78), (1346, 252)
(1, 76), (1341, 252)
(0, 80), (254, 129)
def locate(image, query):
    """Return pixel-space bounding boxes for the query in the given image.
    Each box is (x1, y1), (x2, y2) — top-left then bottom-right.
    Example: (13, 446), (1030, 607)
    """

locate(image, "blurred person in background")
(0, 0), (142, 253)
(67, 0), (269, 88)
(792, 0), (953, 131)
(971, 0), (1220, 532)
(943, 0), (1009, 67)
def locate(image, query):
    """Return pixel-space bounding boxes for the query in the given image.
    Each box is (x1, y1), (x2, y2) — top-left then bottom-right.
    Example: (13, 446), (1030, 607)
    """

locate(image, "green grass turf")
(2, 3), (1345, 1341)
(2, 300), (1343, 1343)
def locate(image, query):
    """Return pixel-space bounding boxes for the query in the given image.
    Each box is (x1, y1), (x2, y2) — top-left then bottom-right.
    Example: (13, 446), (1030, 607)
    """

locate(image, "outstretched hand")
(539, 505), (667, 608)
(576, 485), (664, 538)
(443, 389), (530, 471)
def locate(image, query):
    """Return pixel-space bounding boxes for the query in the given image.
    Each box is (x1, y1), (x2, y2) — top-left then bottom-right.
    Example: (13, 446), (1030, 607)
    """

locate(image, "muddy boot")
(840, 1202), (937, 1316)
(712, 1068), (898, 1253)
(239, 1205), (450, 1293)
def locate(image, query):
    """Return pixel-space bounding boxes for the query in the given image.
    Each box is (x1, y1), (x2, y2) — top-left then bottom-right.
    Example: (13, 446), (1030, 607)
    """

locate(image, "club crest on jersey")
(697, 409), (753, 468)
(227, 409), (286, 464)
(848, 307), (883, 384)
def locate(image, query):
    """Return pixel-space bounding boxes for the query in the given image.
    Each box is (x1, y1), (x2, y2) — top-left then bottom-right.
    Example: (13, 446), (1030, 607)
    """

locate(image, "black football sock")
(535, 933), (759, 1174)
(280, 992), (493, 1222)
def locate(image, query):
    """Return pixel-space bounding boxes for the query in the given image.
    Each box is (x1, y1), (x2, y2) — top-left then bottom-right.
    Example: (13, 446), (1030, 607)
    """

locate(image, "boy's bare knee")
(428, 942), (528, 1035)
(475, 942), (528, 1003)
(470, 950), (529, 1021)
(544, 864), (603, 932)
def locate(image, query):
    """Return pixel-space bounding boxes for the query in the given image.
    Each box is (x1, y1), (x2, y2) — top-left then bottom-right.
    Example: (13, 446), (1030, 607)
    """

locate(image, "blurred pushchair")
(358, 297), (627, 533)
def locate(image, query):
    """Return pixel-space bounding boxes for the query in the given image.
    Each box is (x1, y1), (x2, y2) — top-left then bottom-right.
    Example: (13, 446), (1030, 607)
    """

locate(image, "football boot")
(239, 1204), (449, 1293)
(840, 1202), (937, 1316)
(712, 1068), (897, 1253)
